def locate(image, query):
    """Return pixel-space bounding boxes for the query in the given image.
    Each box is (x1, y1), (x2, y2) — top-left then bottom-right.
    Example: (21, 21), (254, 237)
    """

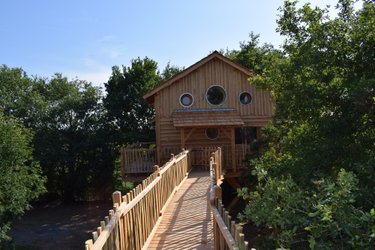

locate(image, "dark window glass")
(240, 92), (252, 104)
(206, 128), (219, 140)
(207, 86), (226, 105)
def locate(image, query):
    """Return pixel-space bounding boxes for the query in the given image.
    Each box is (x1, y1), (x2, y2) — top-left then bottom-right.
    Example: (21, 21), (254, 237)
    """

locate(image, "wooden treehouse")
(86, 52), (274, 249)
(122, 51), (273, 186)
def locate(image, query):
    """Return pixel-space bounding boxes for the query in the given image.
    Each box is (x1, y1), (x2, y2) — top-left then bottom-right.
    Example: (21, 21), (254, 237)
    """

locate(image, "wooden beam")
(227, 196), (240, 212)
(180, 128), (185, 149)
(222, 128), (232, 139)
(256, 126), (262, 140)
(256, 127), (263, 153)
(155, 93), (161, 165)
(184, 128), (195, 143)
(231, 128), (236, 173)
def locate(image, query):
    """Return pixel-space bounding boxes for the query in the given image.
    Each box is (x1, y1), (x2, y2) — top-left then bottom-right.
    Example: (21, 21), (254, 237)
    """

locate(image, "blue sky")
(0, 0), (340, 89)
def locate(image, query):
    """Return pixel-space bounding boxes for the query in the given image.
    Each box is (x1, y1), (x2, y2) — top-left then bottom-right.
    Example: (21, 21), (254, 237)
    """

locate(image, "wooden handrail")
(210, 147), (249, 250)
(85, 149), (191, 250)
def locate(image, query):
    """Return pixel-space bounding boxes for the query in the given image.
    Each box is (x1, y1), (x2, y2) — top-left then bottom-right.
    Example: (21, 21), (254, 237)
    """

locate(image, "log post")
(85, 239), (93, 250)
(112, 191), (122, 208)
(154, 165), (160, 176)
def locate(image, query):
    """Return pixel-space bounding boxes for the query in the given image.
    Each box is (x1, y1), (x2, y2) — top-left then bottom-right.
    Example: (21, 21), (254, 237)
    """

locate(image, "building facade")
(143, 51), (273, 175)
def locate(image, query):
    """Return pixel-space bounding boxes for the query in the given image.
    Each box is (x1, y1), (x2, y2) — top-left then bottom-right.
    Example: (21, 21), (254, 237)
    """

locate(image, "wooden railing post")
(210, 147), (249, 250)
(85, 239), (93, 250)
(112, 191), (122, 207)
(153, 165), (160, 176)
(85, 149), (192, 250)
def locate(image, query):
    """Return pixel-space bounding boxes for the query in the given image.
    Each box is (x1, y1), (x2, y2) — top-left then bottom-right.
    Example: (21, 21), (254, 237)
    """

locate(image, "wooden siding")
(158, 121), (233, 148)
(156, 58), (273, 118)
(151, 53), (273, 168)
(172, 109), (244, 127)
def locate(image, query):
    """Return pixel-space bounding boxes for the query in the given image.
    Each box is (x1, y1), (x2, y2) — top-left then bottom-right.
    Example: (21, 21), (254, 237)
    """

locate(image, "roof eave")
(142, 51), (254, 102)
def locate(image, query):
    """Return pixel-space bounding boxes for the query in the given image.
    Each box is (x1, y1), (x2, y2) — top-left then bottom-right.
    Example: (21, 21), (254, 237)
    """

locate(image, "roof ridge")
(143, 51), (253, 103)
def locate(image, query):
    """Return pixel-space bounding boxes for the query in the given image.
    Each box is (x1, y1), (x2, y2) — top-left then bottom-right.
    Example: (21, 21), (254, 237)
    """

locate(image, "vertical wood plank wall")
(154, 58), (273, 162)
(156, 58), (273, 117)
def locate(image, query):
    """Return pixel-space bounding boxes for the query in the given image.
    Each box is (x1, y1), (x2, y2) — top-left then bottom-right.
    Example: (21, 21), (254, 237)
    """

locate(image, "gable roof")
(143, 51), (253, 104)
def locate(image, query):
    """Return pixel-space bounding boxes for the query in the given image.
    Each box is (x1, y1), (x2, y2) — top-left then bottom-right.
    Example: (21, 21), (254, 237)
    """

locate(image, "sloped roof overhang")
(143, 51), (253, 104)
(172, 108), (244, 128)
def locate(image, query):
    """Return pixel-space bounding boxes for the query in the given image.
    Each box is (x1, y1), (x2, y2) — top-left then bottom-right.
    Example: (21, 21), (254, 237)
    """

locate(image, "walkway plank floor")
(148, 171), (213, 249)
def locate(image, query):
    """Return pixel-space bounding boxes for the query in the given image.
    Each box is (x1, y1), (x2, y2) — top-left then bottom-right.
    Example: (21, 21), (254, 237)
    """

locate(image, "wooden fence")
(120, 148), (156, 174)
(210, 148), (250, 250)
(120, 144), (252, 175)
(85, 149), (191, 250)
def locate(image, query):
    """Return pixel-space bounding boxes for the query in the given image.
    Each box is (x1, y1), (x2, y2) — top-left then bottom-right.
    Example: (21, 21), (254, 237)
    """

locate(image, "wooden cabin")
(143, 51), (273, 177)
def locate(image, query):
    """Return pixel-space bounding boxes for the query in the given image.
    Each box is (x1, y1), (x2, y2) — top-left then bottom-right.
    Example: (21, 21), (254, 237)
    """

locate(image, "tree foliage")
(239, 0), (375, 248)
(0, 55), (180, 204)
(104, 57), (161, 145)
(225, 32), (283, 74)
(32, 74), (114, 201)
(0, 112), (45, 241)
(103, 57), (182, 145)
(0, 49), (184, 242)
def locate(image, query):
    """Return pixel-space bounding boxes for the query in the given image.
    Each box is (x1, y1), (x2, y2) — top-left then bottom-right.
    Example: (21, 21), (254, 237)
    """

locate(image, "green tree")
(103, 57), (162, 145)
(0, 65), (46, 128)
(225, 32), (283, 74)
(32, 74), (114, 201)
(0, 112), (45, 241)
(240, 0), (375, 248)
(1, 67), (116, 201)
(161, 62), (183, 80)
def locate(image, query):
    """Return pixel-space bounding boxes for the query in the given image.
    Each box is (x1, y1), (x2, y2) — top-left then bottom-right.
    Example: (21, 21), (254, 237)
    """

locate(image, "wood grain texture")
(148, 171), (213, 250)
(172, 109), (244, 127)
(146, 52), (273, 170)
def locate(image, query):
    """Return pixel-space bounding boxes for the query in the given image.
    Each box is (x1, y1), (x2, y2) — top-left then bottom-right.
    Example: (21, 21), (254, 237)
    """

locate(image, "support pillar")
(231, 127), (236, 173)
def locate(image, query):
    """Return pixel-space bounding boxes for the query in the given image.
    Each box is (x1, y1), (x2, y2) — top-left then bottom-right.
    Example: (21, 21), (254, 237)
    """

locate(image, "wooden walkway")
(147, 171), (213, 249)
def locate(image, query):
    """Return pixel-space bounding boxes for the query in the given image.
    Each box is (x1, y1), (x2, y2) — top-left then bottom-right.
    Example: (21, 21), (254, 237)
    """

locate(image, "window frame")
(239, 91), (253, 105)
(179, 92), (194, 108)
(206, 84), (227, 106)
(205, 128), (219, 140)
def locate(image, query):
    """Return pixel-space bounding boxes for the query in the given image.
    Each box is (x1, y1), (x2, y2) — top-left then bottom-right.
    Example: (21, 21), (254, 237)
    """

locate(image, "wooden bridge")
(85, 148), (249, 250)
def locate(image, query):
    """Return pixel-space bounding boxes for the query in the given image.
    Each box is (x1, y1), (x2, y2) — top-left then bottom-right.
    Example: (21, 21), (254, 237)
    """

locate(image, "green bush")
(238, 0), (375, 248)
(239, 170), (375, 249)
(113, 159), (134, 194)
(0, 112), (45, 241)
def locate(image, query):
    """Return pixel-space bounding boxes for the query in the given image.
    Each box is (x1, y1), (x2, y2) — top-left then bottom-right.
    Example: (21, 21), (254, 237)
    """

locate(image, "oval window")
(206, 85), (226, 105)
(179, 93), (194, 107)
(205, 128), (219, 140)
(239, 92), (252, 104)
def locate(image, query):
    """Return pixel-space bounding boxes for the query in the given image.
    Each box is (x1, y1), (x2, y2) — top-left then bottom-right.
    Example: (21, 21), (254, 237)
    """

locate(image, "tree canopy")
(103, 58), (182, 146)
(239, 0), (375, 248)
(0, 55), (183, 240)
(225, 32), (283, 75)
(103, 58), (160, 145)
(31, 74), (113, 201)
(0, 112), (45, 241)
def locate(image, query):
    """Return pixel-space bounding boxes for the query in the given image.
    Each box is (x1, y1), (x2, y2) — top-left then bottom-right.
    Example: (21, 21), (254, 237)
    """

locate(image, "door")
(191, 146), (218, 170)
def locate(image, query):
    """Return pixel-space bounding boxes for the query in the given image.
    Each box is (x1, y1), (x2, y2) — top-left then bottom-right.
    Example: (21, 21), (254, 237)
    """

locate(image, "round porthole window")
(239, 92), (252, 105)
(206, 85), (226, 105)
(179, 93), (194, 107)
(205, 128), (219, 140)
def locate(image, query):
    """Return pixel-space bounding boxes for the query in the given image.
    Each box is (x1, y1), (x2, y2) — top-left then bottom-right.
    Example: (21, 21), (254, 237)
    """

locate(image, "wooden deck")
(147, 171), (213, 249)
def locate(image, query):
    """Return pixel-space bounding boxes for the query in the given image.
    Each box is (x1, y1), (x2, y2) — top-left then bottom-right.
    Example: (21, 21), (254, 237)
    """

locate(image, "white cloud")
(66, 67), (111, 91)
(101, 46), (123, 59)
